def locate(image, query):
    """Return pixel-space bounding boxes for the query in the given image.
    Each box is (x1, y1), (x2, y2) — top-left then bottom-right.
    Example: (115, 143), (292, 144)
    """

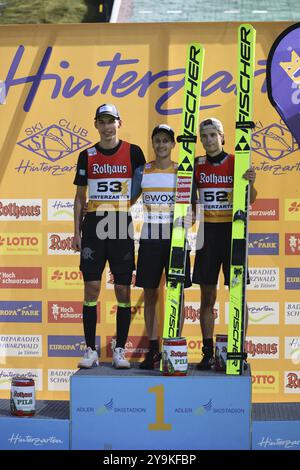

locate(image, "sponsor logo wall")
(0, 22), (299, 402)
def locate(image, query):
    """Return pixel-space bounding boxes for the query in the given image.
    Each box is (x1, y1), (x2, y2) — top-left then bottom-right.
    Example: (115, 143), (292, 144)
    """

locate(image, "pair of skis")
(162, 25), (256, 376)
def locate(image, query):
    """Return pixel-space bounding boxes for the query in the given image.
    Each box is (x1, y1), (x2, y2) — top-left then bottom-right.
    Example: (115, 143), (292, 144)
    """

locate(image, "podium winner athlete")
(72, 104), (145, 369)
(192, 118), (257, 370)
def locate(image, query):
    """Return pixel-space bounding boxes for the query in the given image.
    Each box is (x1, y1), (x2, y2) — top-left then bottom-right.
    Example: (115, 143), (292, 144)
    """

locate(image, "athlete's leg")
(143, 288), (159, 340)
(114, 283), (131, 349)
(77, 278), (101, 368)
(197, 284), (217, 370)
(139, 288), (161, 369)
(200, 284), (217, 338)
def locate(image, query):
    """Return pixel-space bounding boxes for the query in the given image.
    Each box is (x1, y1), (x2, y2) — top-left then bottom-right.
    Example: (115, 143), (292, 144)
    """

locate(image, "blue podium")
(70, 364), (252, 450)
(0, 400), (69, 450)
(252, 402), (300, 450)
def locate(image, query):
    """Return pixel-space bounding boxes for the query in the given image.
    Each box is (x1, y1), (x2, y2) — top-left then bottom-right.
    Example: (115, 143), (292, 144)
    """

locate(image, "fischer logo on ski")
(162, 43), (204, 341)
(226, 24), (256, 375)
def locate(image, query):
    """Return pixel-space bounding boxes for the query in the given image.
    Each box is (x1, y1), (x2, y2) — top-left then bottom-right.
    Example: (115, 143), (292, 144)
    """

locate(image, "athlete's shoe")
(78, 347), (99, 369)
(196, 347), (215, 371)
(139, 351), (162, 370)
(112, 347), (131, 369)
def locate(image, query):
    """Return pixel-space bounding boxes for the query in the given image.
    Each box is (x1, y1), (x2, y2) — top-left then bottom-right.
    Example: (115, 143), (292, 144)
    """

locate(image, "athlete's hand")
(174, 208), (195, 229)
(243, 167), (256, 185)
(72, 234), (81, 252)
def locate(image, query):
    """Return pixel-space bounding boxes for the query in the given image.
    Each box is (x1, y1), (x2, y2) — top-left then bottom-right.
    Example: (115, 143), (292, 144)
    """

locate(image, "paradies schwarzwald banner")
(0, 22), (299, 402)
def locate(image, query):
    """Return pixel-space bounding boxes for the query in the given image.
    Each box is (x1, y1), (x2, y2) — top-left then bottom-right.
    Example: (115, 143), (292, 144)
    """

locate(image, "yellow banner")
(0, 22), (299, 402)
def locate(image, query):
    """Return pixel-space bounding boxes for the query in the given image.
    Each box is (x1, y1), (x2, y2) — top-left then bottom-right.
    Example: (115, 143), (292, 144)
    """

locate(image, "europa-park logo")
(47, 267), (83, 289)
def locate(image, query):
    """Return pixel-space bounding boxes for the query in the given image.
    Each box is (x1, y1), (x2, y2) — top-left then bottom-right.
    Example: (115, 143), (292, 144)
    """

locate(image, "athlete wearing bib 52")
(72, 104), (145, 369)
(192, 118), (257, 370)
(132, 124), (195, 370)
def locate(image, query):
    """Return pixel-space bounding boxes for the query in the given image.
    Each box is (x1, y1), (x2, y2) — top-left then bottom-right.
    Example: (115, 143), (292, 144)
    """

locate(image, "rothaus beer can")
(215, 335), (228, 371)
(162, 337), (188, 376)
(10, 376), (35, 416)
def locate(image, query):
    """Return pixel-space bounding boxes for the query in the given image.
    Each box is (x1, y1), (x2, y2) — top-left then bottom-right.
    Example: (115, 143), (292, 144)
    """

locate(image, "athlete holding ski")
(192, 117), (257, 370)
(73, 104), (145, 370)
(132, 124), (194, 369)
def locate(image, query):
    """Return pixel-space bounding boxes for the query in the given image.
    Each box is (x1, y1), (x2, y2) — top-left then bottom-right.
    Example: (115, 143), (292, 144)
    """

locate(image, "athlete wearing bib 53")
(132, 124), (195, 370)
(192, 118), (257, 370)
(72, 104), (145, 369)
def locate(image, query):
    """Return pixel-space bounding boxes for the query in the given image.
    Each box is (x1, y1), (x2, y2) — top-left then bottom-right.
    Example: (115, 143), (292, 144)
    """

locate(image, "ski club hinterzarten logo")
(15, 120), (92, 175)
(251, 120), (299, 161)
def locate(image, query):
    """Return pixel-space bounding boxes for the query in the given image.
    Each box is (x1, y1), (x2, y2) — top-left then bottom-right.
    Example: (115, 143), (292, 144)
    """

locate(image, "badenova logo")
(48, 233), (75, 255)
(284, 371), (300, 393)
(48, 301), (100, 323)
(249, 199), (279, 220)
(48, 335), (100, 357)
(0, 301), (42, 323)
(0, 233), (42, 255)
(0, 268), (42, 289)
(0, 335), (42, 357)
(245, 337), (279, 359)
(47, 199), (74, 221)
(285, 302), (300, 324)
(0, 368), (43, 390)
(0, 199), (42, 221)
(48, 369), (77, 391)
(248, 267), (279, 290)
(285, 268), (300, 290)
(248, 233), (279, 255)
(251, 372), (279, 394)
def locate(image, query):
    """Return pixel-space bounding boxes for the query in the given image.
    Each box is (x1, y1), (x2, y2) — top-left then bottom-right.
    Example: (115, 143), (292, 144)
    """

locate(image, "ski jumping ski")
(226, 24), (256, 375)
(162, 43), (204, 340)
